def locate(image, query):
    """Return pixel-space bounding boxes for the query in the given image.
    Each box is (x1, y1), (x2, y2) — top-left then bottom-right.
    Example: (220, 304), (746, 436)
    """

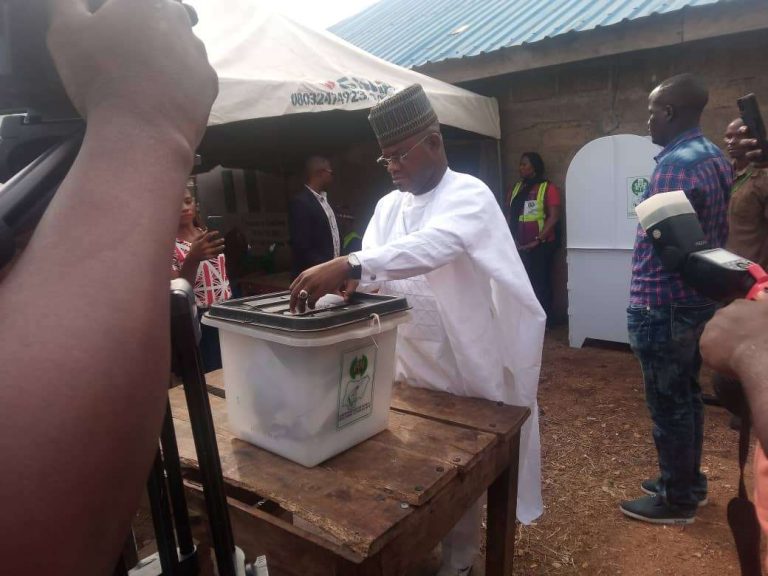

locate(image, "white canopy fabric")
(188, 0), (500, 139)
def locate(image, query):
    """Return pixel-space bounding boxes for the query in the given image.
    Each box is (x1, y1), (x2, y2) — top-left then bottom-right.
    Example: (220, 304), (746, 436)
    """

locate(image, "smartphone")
(737, 93), (768, 158)
(206, 215), (225, 235)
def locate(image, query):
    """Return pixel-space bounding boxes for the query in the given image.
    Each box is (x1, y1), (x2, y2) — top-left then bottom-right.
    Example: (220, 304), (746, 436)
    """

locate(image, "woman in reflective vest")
(337, 208), (363, 255)
(506, 152), (562, 320)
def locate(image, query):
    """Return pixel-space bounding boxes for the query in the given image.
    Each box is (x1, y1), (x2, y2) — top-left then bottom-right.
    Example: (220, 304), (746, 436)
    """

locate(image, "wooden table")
(170, 370), (529, 576)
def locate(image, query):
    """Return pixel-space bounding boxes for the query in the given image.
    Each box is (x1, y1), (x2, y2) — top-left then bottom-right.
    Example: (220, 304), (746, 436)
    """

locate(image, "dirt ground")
(133, 326), (747, 575)
(514, 326), (744, 575)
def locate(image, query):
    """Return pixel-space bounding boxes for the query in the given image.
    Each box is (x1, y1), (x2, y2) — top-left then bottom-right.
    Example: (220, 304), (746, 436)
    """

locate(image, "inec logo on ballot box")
(338, 346), (377, 429)
(627, 176), (650, 219)
(349, 355), (369, 383)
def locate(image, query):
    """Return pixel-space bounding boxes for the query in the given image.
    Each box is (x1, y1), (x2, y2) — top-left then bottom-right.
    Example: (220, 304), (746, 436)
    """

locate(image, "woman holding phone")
(172, 178), (232, 372)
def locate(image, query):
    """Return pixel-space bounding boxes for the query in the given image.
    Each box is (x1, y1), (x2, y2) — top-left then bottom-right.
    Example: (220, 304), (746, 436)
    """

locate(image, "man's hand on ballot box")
(290, 256), (358, 313)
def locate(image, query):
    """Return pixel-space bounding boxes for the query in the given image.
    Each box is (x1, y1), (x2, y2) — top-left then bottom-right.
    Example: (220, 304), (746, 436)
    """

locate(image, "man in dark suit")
(289, 156), (340, 278)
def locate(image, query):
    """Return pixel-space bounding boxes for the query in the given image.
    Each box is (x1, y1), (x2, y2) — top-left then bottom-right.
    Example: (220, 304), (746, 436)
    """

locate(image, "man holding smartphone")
(710, 114), (768, 572)
(725, 115), (768, 269)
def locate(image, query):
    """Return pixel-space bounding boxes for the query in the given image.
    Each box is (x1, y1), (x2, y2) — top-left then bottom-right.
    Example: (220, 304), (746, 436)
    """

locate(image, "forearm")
(540, 205), (561, 239)
(540, 216), (558, 239)
(736, 350), (768, 449)
(0, 109), (195, 571)
(179, 256), (200, 285)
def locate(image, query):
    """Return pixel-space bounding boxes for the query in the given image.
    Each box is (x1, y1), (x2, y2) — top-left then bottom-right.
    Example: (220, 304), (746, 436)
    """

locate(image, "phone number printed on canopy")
(290, 77), (396, 108)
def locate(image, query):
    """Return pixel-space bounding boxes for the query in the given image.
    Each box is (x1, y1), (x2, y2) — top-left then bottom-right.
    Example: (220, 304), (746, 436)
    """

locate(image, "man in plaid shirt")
(621, 74), (732, 525)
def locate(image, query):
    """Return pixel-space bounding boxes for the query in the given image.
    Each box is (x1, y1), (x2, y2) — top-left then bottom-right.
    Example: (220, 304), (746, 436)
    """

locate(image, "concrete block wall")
(467, 29), (768, 323)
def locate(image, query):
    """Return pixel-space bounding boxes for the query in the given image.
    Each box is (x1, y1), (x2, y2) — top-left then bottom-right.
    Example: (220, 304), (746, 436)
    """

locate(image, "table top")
(170, 370), (529, 564)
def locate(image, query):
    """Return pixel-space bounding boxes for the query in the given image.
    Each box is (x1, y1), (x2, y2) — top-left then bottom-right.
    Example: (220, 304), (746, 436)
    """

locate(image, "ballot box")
(202, 292), (410, 467)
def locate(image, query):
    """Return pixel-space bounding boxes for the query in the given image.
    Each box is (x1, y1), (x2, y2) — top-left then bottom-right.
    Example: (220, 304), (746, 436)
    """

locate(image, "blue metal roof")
(330, 0), (727, 69)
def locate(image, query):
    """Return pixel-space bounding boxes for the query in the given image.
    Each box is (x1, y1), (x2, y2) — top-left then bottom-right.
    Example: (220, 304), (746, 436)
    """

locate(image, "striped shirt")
(630, 128), (732, 306)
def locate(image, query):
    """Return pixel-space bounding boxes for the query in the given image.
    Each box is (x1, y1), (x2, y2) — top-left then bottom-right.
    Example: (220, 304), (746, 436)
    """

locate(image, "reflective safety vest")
(508, 181), (548, 233)
(343, 231), (362, 252)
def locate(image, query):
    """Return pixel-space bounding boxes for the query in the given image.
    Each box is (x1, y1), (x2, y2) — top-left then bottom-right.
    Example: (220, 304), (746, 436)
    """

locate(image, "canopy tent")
(188, 0), (500, 171)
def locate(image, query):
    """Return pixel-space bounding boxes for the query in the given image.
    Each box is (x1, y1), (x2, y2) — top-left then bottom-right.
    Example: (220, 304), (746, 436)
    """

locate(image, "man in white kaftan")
(290, 84), (545, 576)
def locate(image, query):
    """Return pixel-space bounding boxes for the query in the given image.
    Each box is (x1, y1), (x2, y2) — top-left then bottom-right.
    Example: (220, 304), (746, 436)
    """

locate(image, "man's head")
(305, 156), (333, 192)
(647, 74), (709, 146)
(368, 84), (447, 194)
(725, 118), (747, 162)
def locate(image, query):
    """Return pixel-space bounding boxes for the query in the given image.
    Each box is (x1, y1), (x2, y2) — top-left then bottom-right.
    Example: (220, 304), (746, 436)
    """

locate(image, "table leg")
(337, 557), (384, 576)
(485, 433), (521, 576)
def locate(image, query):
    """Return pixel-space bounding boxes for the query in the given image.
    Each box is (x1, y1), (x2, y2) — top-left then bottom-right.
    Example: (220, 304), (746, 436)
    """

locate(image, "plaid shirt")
(630, 128), (732, 306)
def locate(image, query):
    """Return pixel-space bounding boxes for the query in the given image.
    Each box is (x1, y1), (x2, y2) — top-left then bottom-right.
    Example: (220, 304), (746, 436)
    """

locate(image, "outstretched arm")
(289, 179), (497, 310)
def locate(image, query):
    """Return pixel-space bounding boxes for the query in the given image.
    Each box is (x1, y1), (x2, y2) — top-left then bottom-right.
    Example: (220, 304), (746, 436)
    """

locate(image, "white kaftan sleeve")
(355, 179), (493, 283)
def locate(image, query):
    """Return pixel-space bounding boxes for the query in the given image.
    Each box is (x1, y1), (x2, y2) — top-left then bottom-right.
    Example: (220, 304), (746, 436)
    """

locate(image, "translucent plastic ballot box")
(202, 292), (410, 467)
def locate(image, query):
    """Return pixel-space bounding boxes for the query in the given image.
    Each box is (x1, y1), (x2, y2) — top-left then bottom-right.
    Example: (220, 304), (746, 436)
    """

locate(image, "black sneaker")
(640, 478), (708, 506)
(620, 494), (696, 525)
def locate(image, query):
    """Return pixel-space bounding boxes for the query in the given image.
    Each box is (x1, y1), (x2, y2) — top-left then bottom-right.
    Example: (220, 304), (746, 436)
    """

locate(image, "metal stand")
(113, 282), (248, 576)
(159, 405), (197, 570)
(169, 280), (243, 576)
(0, 118), (250, 576)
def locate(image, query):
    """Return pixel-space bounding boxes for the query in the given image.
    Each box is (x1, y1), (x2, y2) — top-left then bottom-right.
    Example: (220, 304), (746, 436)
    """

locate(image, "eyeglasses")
(377, 133), (436, 168)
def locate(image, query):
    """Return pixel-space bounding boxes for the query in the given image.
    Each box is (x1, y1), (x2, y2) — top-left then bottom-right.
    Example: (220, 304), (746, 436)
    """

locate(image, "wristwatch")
(347, 253), (362, 280)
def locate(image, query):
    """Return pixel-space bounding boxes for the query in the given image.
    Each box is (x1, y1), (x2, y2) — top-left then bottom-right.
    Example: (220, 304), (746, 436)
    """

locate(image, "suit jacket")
(289, 186), (336, 278)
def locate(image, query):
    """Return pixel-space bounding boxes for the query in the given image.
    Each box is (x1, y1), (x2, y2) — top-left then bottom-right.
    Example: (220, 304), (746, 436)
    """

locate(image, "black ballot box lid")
(207, 291), (410, 333)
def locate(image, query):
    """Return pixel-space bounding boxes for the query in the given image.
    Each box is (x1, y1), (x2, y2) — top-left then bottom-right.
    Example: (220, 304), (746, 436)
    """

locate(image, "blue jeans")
(627, 302), (716, 509)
